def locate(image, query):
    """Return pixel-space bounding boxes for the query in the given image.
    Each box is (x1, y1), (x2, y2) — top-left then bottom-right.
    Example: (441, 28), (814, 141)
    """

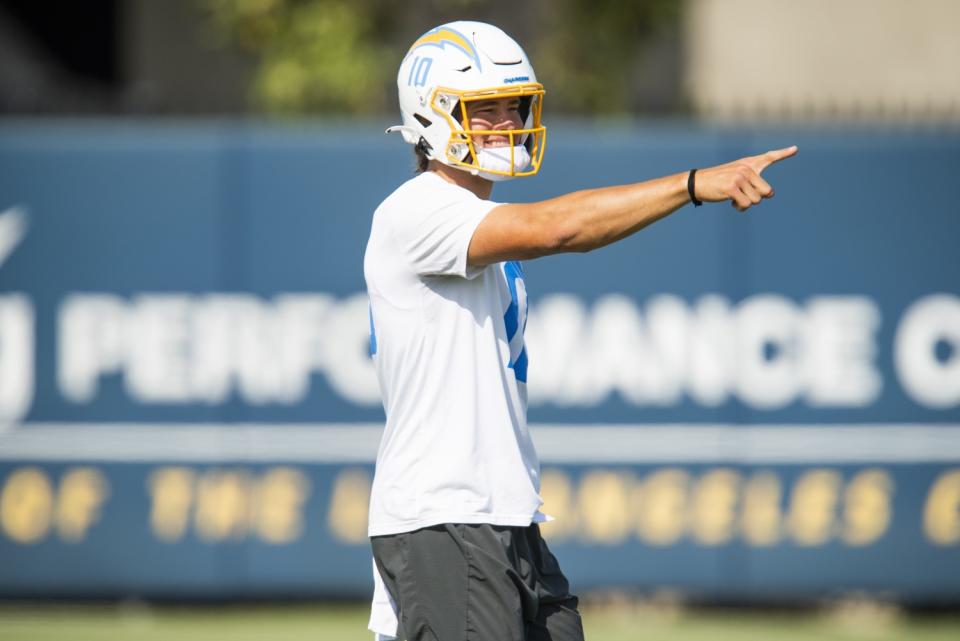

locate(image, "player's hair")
(414, 146), (429, 173)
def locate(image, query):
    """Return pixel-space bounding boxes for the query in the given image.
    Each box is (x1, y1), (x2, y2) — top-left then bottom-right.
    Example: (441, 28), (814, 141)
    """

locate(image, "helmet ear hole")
(416, 137), (433, 156)
(414, 114), (432, 128)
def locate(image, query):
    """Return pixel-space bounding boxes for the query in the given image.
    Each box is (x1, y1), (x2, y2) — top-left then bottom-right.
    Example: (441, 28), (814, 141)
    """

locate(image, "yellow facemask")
(429, 83), (547, 178)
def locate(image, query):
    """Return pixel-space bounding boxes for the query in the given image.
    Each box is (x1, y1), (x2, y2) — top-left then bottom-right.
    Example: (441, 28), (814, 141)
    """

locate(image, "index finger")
(752, 145), (798, 173)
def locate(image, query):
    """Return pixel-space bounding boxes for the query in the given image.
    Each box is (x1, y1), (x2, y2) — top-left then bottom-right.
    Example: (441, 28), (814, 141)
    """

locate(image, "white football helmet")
(387, 21), (546, 180)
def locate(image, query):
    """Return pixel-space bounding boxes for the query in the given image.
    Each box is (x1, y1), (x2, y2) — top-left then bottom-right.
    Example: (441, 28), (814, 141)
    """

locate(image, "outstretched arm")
(467, 146), (798, 267)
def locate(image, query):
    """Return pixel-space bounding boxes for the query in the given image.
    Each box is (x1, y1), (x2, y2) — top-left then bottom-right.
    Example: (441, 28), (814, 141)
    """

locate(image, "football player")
(365, 21), (796, 641)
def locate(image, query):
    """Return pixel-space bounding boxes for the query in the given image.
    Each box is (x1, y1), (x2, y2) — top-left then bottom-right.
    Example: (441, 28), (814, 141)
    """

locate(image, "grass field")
(1, 601), (958, 641)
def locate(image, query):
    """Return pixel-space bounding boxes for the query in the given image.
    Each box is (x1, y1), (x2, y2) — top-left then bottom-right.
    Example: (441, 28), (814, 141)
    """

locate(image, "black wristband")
(687, 168), (703, 207)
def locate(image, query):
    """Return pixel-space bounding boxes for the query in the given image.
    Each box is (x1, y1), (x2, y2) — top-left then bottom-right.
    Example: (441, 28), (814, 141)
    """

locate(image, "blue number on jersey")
(502, 261), (528, 383)
(368, 305), (377, 357)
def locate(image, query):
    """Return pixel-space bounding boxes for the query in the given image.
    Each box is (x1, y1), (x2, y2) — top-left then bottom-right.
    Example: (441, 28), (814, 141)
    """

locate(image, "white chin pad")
(475, 145), (532, 181)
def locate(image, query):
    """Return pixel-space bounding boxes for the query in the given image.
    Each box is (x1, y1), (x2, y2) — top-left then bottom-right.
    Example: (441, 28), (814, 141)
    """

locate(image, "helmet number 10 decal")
(407, 57), (433, 88)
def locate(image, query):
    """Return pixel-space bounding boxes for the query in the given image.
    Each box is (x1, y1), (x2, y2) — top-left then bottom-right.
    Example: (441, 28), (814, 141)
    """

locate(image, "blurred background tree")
(3, 0), (956, 121)
(197, 0), (682, 115)
(534, 0), (681, 114)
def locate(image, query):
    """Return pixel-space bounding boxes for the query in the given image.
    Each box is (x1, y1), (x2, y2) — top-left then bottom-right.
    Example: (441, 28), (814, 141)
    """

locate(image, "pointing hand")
(694, 145), (798, 211)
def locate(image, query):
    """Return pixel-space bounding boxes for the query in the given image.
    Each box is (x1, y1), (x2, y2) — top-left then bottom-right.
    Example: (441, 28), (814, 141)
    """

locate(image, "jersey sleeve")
(391, 189), (499, 280)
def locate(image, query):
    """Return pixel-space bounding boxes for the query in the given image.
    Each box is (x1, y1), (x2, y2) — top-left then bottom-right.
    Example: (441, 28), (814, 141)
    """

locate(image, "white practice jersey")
(364, 171), (547, 537)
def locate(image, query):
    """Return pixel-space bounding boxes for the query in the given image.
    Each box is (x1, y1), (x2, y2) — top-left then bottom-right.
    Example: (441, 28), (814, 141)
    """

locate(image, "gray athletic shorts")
(371, 523), (584, 641)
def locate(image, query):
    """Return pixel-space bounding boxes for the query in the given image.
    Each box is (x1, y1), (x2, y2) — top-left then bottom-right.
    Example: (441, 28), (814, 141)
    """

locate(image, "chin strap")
(386, 125), (435, 160)
(385, 125), (421, 145)
(384, 125), (416, 136)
